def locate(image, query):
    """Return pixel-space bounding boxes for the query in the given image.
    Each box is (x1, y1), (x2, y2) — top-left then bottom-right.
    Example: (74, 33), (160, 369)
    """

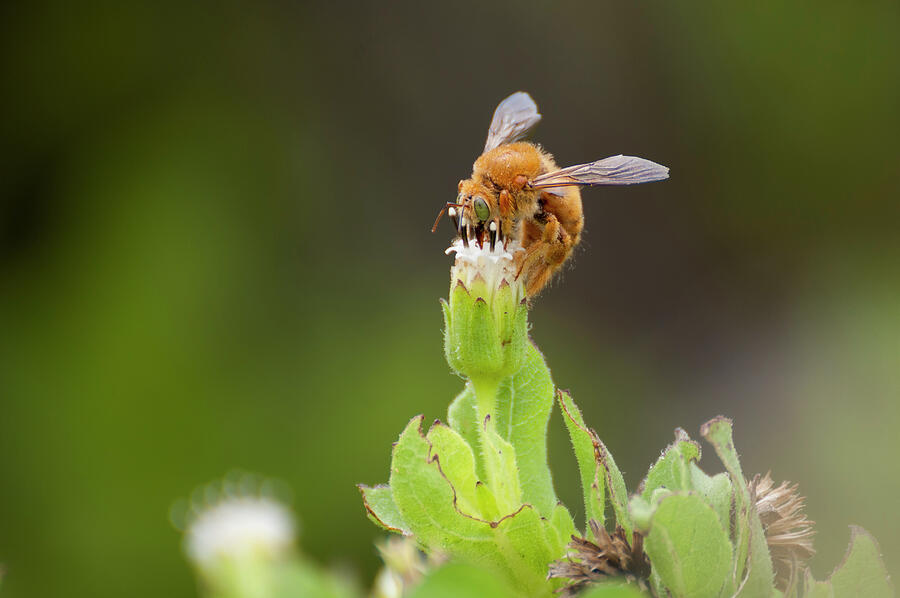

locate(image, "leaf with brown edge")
(358, 484), (410, 535)
(387, 415), (558, 596)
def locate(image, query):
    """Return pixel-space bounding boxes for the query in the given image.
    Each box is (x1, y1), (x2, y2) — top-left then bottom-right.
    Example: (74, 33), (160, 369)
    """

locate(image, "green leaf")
(492, 504), (557, 591)
(388, 415), (556, 596)
(558, 390), (606, 530)
(447, 383), (481, 462)
(640, 428), (701, 499)
(390, 416), (499, 559)
(480, 420), (522, 514)
(494, 342), (557, 516)
(688, 465), (733, 537)
(407, 562), (517, 598)
(548, 502), (578, 556)
(701, 416), (774, 595)
(579, 583), (652, 597)
(644, 493), (733, 598)
(426, 421), (481, 515)
(597, 436), (633, 539)
(357, 484), (409, 534)
(817, 526), (894, 598)
(629, 494), (655, 533)
(803, 569), (834, 598)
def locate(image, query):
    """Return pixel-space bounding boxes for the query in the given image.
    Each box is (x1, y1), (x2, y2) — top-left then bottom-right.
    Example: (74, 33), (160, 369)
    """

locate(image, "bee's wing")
(483, 92), (542, 152)
(531, 155), (669, 188)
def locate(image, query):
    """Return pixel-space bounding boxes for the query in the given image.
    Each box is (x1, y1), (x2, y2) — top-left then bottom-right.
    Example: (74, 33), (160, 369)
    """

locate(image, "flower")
(441, 238), (528, 401)
(183, 478), (296, 571)
(548, 520), (651, 596)
(750, 472), (815, 590)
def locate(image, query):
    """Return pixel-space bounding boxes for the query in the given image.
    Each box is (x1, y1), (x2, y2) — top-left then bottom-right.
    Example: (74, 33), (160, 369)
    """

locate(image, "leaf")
(407, 562), (517, 598)
(643, 493), (733, 598)
(388, 415), (556, 595)
(492, 503), (557, 591)
(597, 436), (633, 539)
(640, 428), (701, 499)
(579, 583), (652, 597)
(426, 421), (480, 515)
(701, 416), (774, 596)
(357, 484), (409, 534)
(803, 569), (834, 598)
(548, 502), (578, 557)
(480, 419), (523, 514)
(390, 416), (500, 560)
(558, 390), (606, 530)
(494, 342), (557, 516)
(804, 526), (895, 598)
(688, 464), (733, 537)
(447, 383), (481, 471)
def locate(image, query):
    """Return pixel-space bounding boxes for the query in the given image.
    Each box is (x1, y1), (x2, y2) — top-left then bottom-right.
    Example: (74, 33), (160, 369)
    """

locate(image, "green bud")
(441, 240), (529, 413)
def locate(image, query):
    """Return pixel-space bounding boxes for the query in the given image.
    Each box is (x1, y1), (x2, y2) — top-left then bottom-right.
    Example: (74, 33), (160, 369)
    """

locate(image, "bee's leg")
(515, 213), (574, 297)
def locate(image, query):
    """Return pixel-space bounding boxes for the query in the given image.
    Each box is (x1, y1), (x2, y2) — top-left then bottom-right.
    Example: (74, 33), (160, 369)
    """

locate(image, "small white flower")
(185, 494), (295, 569)
(445, 238), (525, 304)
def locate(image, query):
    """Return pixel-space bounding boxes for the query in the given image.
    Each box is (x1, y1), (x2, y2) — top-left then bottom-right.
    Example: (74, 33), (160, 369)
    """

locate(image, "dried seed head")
(750, 472), (815, 590)
(548, 521), (650, 597)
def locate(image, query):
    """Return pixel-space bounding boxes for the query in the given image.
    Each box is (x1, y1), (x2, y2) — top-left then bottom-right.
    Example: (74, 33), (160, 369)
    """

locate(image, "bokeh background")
(1, 1), (898, 596)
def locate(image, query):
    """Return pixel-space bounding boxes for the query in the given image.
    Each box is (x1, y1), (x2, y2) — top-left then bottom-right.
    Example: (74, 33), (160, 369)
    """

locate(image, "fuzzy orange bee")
(434, 92), (669, 297)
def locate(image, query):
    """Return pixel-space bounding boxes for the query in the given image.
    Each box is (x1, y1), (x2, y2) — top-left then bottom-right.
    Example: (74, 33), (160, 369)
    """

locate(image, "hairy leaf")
(558, 390), (606, 531)
(494, 342), (557, 516)
(357, 484), (409, 534)
(408, 562), (516, 598)
(644, 494), (733, 598)
(640, 428), (701, 499)
(701, 416), (774, 595)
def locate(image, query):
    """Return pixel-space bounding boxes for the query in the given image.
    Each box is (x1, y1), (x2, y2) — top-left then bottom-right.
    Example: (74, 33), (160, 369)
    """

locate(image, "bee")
(433, 92), (669, 297)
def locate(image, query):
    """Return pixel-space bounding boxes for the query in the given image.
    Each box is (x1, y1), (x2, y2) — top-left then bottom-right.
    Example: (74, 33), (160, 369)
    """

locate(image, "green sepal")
(643, 493), (734, 598)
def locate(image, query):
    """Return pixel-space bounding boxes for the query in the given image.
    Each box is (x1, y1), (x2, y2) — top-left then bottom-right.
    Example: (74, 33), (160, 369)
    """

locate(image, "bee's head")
(455, 180), (496, 225)
(450, 180), (501, 250)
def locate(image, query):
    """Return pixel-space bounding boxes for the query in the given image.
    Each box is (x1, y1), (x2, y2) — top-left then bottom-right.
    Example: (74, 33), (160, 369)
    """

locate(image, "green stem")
(471, 375), (503, 493)
(471, 376), (500, 424)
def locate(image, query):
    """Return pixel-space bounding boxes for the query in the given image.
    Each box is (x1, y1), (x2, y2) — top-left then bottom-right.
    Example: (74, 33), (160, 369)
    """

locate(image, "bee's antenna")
(431, 202), (463, 234)
(430, 205), (447, 233)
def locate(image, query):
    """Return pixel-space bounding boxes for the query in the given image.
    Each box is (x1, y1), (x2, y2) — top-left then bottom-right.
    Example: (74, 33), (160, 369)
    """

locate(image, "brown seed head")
(750, 472), (816, 590)
(548, 520), (650, 596)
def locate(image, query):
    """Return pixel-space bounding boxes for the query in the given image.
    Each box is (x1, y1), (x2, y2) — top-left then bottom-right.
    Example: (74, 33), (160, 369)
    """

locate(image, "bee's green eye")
(473, 197), (490, 222)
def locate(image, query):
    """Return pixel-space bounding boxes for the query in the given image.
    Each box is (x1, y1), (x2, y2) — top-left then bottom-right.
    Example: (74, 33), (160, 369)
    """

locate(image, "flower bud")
(441, 239), (528, 385)
(180, 476), (296, 598)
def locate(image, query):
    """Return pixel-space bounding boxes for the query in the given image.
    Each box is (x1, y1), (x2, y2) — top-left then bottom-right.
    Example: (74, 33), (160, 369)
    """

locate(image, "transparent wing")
(531, 155), (670, 188)
(483, 91), (542, 152)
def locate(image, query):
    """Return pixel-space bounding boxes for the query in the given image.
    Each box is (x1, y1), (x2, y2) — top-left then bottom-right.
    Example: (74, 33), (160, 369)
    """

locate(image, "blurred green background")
(1, 1), (898, 596)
